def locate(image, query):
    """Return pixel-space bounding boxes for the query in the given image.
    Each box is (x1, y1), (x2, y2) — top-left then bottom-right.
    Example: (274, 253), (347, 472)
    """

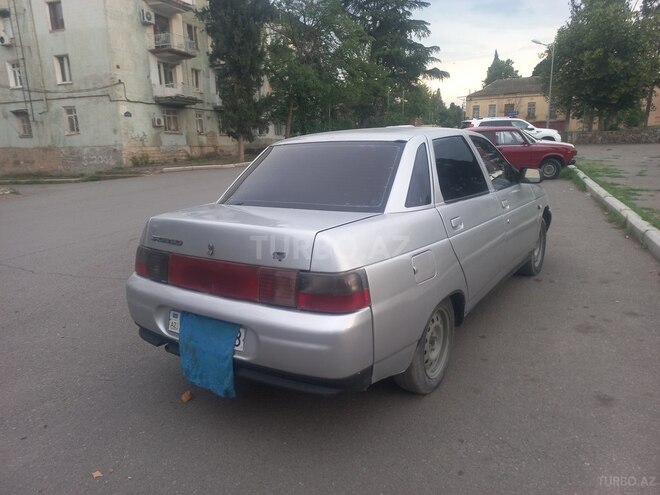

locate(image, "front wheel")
(540, 158), (562, 179)
(395, 299), (455, 394)
(517, 218), (547, 276)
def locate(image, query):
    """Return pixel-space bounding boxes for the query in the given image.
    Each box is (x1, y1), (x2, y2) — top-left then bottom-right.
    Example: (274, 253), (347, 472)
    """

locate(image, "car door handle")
(501, 200), (510, 209)
(450, 217), (463, 230)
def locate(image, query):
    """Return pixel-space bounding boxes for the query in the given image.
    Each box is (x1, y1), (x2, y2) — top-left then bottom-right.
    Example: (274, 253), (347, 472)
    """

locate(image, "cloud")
(420, 0), (571, 106)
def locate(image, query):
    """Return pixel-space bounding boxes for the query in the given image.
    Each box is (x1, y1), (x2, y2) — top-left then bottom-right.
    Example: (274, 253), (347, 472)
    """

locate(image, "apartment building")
(0, 0), (280, 175)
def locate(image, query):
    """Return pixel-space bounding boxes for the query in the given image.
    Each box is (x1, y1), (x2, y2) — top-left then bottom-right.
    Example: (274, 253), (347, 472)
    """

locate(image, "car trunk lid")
(143, 203), (377, 271)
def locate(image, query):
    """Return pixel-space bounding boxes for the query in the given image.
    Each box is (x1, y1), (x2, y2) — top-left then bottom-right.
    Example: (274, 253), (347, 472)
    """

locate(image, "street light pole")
(532, 39), (555, 128)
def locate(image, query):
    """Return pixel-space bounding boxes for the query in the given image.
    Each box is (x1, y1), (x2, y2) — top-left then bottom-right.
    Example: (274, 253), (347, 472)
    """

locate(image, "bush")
(130, 153), (151, 167)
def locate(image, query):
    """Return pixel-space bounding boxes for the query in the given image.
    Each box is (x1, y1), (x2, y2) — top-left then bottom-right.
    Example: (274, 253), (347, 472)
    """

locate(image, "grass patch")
(576, 160), (626, 179)
(560, 166), (586, 190)
(563, 159), (660, 230)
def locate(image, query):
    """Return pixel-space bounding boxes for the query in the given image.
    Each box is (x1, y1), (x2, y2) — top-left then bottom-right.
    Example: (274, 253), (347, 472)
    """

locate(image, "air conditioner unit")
(152, 116), (164, 128)
(140, 9), (155, 25)
(0, 31), (12, 47)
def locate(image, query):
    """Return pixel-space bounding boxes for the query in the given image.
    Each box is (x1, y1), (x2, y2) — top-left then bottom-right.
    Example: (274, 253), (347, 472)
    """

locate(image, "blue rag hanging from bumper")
(178, 312), (239, 398)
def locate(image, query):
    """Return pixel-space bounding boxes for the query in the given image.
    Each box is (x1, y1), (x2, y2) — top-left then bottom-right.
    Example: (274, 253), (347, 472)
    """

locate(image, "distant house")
(465, 76), (568, 130)
(467, 76), (660, 132)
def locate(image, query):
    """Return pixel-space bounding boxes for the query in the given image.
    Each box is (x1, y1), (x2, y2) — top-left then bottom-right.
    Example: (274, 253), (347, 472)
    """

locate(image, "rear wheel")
(395, 299), (455, 394)
(540, 158), (562, 179)
(518, 218), (547, 276)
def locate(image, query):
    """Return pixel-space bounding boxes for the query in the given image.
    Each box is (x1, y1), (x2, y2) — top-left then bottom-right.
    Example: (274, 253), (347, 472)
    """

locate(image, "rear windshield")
(222, 141), (405, 212)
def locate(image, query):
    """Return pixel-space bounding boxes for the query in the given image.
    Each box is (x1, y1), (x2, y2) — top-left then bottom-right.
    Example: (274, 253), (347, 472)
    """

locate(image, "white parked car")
(460, 117), (562, 141)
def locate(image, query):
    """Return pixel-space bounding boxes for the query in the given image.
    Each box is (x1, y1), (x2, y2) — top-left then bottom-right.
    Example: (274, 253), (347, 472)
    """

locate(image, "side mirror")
(520, 167), (542, 183)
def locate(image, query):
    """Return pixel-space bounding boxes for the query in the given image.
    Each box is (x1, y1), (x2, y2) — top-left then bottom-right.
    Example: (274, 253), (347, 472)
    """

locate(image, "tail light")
(134, 246), (370, 314)
(297, 271), (371, 313)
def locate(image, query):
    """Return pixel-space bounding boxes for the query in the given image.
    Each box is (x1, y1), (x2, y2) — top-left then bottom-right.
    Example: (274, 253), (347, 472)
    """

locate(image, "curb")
(568, 165), (660, 261)
(162, 162), (250, 173)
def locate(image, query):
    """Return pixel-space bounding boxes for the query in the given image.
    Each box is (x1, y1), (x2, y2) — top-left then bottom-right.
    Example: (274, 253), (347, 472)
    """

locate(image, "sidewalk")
(576, 143), (660, 211)
(570, 143), (660, 260)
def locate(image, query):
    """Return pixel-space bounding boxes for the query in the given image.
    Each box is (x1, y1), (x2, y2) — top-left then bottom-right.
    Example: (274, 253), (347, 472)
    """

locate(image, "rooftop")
(467, 77), (543, 99)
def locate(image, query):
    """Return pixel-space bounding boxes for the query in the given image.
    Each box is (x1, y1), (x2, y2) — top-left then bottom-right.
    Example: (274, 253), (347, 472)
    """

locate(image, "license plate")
(168, 310), (245, 352)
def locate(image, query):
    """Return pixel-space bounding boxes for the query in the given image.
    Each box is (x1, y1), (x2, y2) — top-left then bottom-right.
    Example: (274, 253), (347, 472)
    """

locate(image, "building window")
(15, 113), (32, 137)
(504, 103), (515, 116)
(64, 106), (79, 134)
(164, 109), (179, 132)
(195, 111), (205, 134)
(7, 61), (22, 88)
(527, 102), (536, 119)
(191, 69), (201, 91)
(488, 104), (496, 117)
(186, 24), (198, 51)
(54, 55), (72, 84)
(1, 12), (14, 38)
(158, 62), (175, 87)
(549, 102), (557, 119)
(47, 1), (65, 31)
(471, 105), (480, 119)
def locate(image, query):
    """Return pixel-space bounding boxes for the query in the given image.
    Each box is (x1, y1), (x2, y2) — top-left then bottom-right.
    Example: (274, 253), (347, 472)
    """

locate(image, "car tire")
(540, 158), (562, 179)
(394, 299), (455, 395)
(517, 218), (547, 276)
(541, 137), (557, 141)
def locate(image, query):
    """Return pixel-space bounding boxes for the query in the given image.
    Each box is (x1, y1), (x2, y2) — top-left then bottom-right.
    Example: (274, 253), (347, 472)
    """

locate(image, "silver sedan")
(126, 127), (551, 396)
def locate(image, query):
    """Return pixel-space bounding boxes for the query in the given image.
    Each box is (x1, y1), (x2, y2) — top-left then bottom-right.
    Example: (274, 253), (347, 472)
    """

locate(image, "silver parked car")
(126, 127), (551, 395)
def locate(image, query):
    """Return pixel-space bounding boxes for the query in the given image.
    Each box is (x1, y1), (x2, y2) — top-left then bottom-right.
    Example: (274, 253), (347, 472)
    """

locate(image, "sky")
(421, 0), (573, 107)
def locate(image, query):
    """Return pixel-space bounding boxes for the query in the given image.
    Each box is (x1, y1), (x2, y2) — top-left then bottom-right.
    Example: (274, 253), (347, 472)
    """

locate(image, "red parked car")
(470, 126), (577, 179)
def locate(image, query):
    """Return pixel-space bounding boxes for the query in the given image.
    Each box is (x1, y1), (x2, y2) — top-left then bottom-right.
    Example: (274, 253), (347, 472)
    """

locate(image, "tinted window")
(469, 136), (519, 191)
(405, 143), (432, 207)
(433, 136), (488, 202)
(223, 141), (404, 212)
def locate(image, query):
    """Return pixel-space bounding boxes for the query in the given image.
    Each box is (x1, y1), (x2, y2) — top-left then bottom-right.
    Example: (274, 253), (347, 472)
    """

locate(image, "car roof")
(273, 126), (464, 145)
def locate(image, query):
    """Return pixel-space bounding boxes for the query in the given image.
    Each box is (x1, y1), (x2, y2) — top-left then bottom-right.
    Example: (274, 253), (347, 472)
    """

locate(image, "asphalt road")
(1, 171), (658, 495)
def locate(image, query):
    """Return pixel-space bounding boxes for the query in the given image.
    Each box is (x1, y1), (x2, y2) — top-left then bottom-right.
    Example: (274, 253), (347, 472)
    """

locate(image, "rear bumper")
(138, 327), (372, 394)
(126, 274), (374, 392)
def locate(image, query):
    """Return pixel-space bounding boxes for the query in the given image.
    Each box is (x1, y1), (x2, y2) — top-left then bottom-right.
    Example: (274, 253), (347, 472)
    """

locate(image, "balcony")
(144, 0), (195, 16)
(149, 32), (197, 63)
(153, 82), (202, 107)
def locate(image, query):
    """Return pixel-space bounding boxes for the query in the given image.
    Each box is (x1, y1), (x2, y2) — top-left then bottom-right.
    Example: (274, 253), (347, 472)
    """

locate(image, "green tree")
(343, 0), (448, 85)
(482, 50), (520, 87)
(197, 0), (272, 161)
(342, 0), (449, 126)
(536, 0), (648, 130)
(268, 0), (366, 135)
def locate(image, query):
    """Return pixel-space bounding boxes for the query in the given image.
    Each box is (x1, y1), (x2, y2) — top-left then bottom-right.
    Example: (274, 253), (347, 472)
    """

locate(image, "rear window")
(222, 141), (405, 212)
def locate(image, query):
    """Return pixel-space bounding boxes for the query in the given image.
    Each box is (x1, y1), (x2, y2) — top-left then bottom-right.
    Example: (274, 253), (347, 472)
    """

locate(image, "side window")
(496, 130), (524, 145)
(469, 136), (518, 191)
(433, 136), (489, 203)
(512, 120), (532, 131)
(405, 143), (432, 207)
